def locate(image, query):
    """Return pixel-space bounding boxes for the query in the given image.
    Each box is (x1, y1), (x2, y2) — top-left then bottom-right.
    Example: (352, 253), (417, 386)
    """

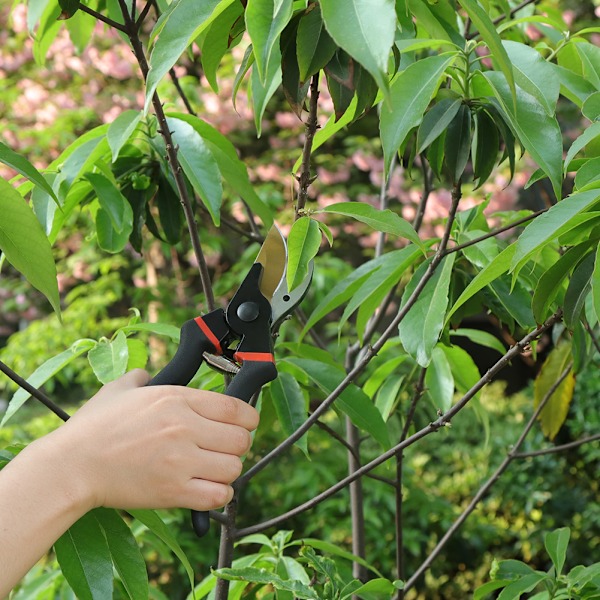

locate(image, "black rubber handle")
(225, 360), (278, 403)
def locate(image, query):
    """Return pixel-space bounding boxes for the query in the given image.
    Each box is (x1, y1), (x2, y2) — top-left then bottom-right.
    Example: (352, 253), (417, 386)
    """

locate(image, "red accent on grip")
(233, 352), (275, 364)
(194, 317), (223, 354)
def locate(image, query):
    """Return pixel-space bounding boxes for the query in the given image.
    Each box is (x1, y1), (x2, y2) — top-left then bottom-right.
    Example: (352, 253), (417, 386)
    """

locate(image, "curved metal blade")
(255, 225), (286, 302)
(271, 261), (314, 331)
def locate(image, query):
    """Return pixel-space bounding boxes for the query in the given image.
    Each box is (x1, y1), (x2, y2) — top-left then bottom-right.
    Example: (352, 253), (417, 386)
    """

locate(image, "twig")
(513, 433), (600, 458)
(135, 0), (154, 30)
(77, 3), (128, 32)
(413, 156), (432, 233)
(466, 0), (539, 39)
(235, 311), (562, 538)
(169, 68), (197, 116)
(403, 362), (572, 592)
(295, 75), (320, 219)
(584, 323), (600, 356)
(0, 360), (70, 422)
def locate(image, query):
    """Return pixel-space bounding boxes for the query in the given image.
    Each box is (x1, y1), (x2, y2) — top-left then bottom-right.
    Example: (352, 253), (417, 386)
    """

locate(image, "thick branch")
(0, 361), (70, 422)
(235, 311), (562, 538)
(403, 362), (572, 592)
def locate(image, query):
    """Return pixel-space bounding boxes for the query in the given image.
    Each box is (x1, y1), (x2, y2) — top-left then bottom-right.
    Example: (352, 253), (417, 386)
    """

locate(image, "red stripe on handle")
(233, 352), (275, 364)
(194, 317), (222, 354)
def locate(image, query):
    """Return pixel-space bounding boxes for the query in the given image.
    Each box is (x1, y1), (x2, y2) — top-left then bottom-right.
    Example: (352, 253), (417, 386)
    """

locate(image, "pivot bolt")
(237, 301), (260, 322)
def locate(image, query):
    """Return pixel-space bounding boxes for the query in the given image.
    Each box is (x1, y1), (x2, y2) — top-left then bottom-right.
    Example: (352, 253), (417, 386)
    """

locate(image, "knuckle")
(232, 428), (252, 455)
(209, 485), (233, 508)
(219, 396), (240, 422)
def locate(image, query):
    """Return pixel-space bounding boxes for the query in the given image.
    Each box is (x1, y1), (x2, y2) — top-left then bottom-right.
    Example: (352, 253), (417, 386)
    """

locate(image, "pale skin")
(0, 369), (259, 598)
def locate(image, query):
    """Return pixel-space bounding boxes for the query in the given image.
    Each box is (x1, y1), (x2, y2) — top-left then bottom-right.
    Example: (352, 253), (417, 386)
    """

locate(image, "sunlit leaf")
(88, 331), (129, 384)
(564, 120), (600, 174)
(425, 346), (454, 412)
(107, 110), (142, 163)
(286, 217), (321, 292)
(544, 527), (570, 576)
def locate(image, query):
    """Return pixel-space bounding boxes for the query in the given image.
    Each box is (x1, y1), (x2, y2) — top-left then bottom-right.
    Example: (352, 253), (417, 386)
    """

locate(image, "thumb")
(114, 369), (151, 389)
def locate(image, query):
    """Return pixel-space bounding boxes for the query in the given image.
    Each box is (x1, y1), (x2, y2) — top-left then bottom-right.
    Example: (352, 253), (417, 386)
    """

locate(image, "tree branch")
(513, 433), (600, 458)
(169, 68), (197, 116)
(235, 311), (562, 538)
(77, 3), (128, 33)
(0, 360), (70, 422)
(403, 362), (573, 592)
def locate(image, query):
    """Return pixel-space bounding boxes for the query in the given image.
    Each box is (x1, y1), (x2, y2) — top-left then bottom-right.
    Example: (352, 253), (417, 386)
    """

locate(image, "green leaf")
(450, 328), (506, 357)
(564, 120), (600, 173)
(118, 322), (181, 342)
(503, 41), (559, 116)
(496, 573), (547, 600)
(107, 111), (142, 163)
(287, 217), (321, 292)
(483, 71), (563, 200)
(344, 578), (396, 599)
(54, 512), (113, 600)
(269, 372), (309, 456)
(86, 173), (132, 234)
(440, 344), (481, 398)
(593, 244), (600, 325)
(93, 509), (148, 600)
(245, 0), (293, 83)
(165, 112), (273, 226)
(375, 375), (404, 422)
(399, 254), (456, 367)
(95, 206), (132, 253)
(128, 510), (195, 591)
(444, 104), (472, 184)
(564, 252), (595, 330)
(297, 3), (337, 83)
(0, 142), (59, 203)
(0, 178), (60, 315)
(58, 0), (79, 19)
(574, 157), (600, 190)
(88, 331), (129, 384)
(166, 117), (223, 225)
(380, 53), (456, 172)
(511, 189), (600, 277)
(126, 338), (148, 371)
(582, 91), (600, 122)
(0, 340), (94, 426)
(320, 0), (395, 95)
(322, 201), (423, 249)
(416, 98), (462, 154)
(459, 0), (516, 105)
(251, 50), (283, 136)
(474, 580), (512, 600)
(534, 343), (575, 440)
(472, 109), (500, 188)
(145, 0), (234, 111)
(289, 358), (390, 449)
(215, 567), (318, 599)
(544, 527), (570, 576)
(156, 175), (183, 245)
(425, 345), (454, 412)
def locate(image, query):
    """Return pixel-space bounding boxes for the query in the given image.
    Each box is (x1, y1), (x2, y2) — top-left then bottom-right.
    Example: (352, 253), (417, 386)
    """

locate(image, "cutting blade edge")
(255, 225), (286, 302)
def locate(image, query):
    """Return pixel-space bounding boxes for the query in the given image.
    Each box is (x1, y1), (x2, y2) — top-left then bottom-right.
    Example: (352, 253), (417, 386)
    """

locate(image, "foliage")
(1, 0), (599, 598)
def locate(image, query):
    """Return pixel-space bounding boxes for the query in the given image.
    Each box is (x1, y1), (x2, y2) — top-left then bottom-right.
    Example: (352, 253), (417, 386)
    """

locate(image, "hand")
(39, 369), (260, 513)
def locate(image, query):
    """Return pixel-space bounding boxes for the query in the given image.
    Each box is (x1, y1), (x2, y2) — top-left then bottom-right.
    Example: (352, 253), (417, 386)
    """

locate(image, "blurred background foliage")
(0, 0), (599, 598)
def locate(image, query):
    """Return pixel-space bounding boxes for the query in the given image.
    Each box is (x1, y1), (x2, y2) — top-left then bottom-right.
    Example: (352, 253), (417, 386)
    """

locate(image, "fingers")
(193, 420), (253, 456)
(181, 480), (234, 511)
(113, 369), (151, 389)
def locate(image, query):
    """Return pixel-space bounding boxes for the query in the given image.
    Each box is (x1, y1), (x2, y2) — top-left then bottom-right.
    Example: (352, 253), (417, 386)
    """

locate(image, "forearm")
(0, 433), (91, 598)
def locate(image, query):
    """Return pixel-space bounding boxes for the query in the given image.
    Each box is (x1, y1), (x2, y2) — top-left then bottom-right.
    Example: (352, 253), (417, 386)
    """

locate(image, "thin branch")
(77, 3), (128, 32)
(585, 323), (600, 356)
(314, 420), (359, 461)
(0, 360), (70, 422)
(239, 184), (462, 488)
(513, 433), (600, 458)
(169, 68), (197, 116)
(295, 75), (320, 218)
(135, 0), (154, 30)
(413, 156), (432, 233)
(466, 0), (539, 39)
(116, 0), (215, 310)
(235, 311), (562, 538)
(403, 362), (572, 592)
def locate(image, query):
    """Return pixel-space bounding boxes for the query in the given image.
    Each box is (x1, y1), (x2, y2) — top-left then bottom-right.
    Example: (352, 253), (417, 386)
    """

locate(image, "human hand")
(37, 369), (259, 513)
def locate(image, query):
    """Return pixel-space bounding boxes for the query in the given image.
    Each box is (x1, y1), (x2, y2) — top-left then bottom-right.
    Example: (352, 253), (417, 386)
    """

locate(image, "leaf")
(450, 328), (505, 357)
(0, 142), (59, 203)
(289, 358), (390, 449)
(322, 201), (423, 249)
(145, 0), (235, 111)
(544, 527), (570, 576)
(251, 50), (282, 136)
(380, 53), (456, 172)
(245, 0), (293, 83)
(564, 252), (595, 330)
(496, 573), (548, 600)
(107, 110), (142, 163)
(126, 338), (148, 371)
(54, 512), (113, 600)
(474, 580), (513, 600)
(345, 578), (396, 599)
(128, 509), (195, 591)
(440, 344), (481, 399)
(564, 120), (600, 173)
(444, 104), (472, 184)
(593, 244), (600, 324)
(156, 175), (183, 244)
(0, 340), (94, 426)
(534, 343), (575, 440)
(165, 112), (273, 226)
(86, 173), (132, 234)
(511, 189), (600, 277)
(447, 243), (516, 324)
(425, 345), (454, 412)
(215, 567), (318, 599)
(0, 179), (61, 316)
(296, 3), (337, 83)
(582, 91), (600, 122)
(269, 372), (309, 456)
(88, 331), (129, 384)
(58, 0), (79, 19)
(320, 0), (395, 95)
(503, 41), (559, 116)
(118, 322), (181, 342)
(324, 51), (356, 120)
(416, 97), (461, 154)
(459, 0), (516, 105)
(286, 217), (321, 292)
(93, 509), (148, 600)
(375, 375), (404, 422)
(165, 117), (223, 225)
(472, 109), (500, 188)
(483, 71), (563, 200)
(399, 254), (456, 367)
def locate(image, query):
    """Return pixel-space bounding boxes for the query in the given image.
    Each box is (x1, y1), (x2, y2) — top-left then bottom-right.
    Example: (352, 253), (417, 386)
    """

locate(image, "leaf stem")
(77, 3), (128, 32)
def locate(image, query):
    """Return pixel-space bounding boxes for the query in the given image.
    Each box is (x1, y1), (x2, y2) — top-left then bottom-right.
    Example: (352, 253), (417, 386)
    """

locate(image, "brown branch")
(135, 0), (154, 30)
(513, 433), (600, 458)
(295, 75), (320, 218)
(234, 311), (562, 538)
(77, 3), (128, 32)
(403, 361), (572, 592)
(169, 68), (197, 116)
(413, 156), (432, 233)
(585, 323), (600, 356)
(0, 360), (70, 422)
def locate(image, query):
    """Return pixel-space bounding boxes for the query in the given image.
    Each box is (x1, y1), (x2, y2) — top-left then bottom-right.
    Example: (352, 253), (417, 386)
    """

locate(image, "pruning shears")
(148, 226), (312, 537)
